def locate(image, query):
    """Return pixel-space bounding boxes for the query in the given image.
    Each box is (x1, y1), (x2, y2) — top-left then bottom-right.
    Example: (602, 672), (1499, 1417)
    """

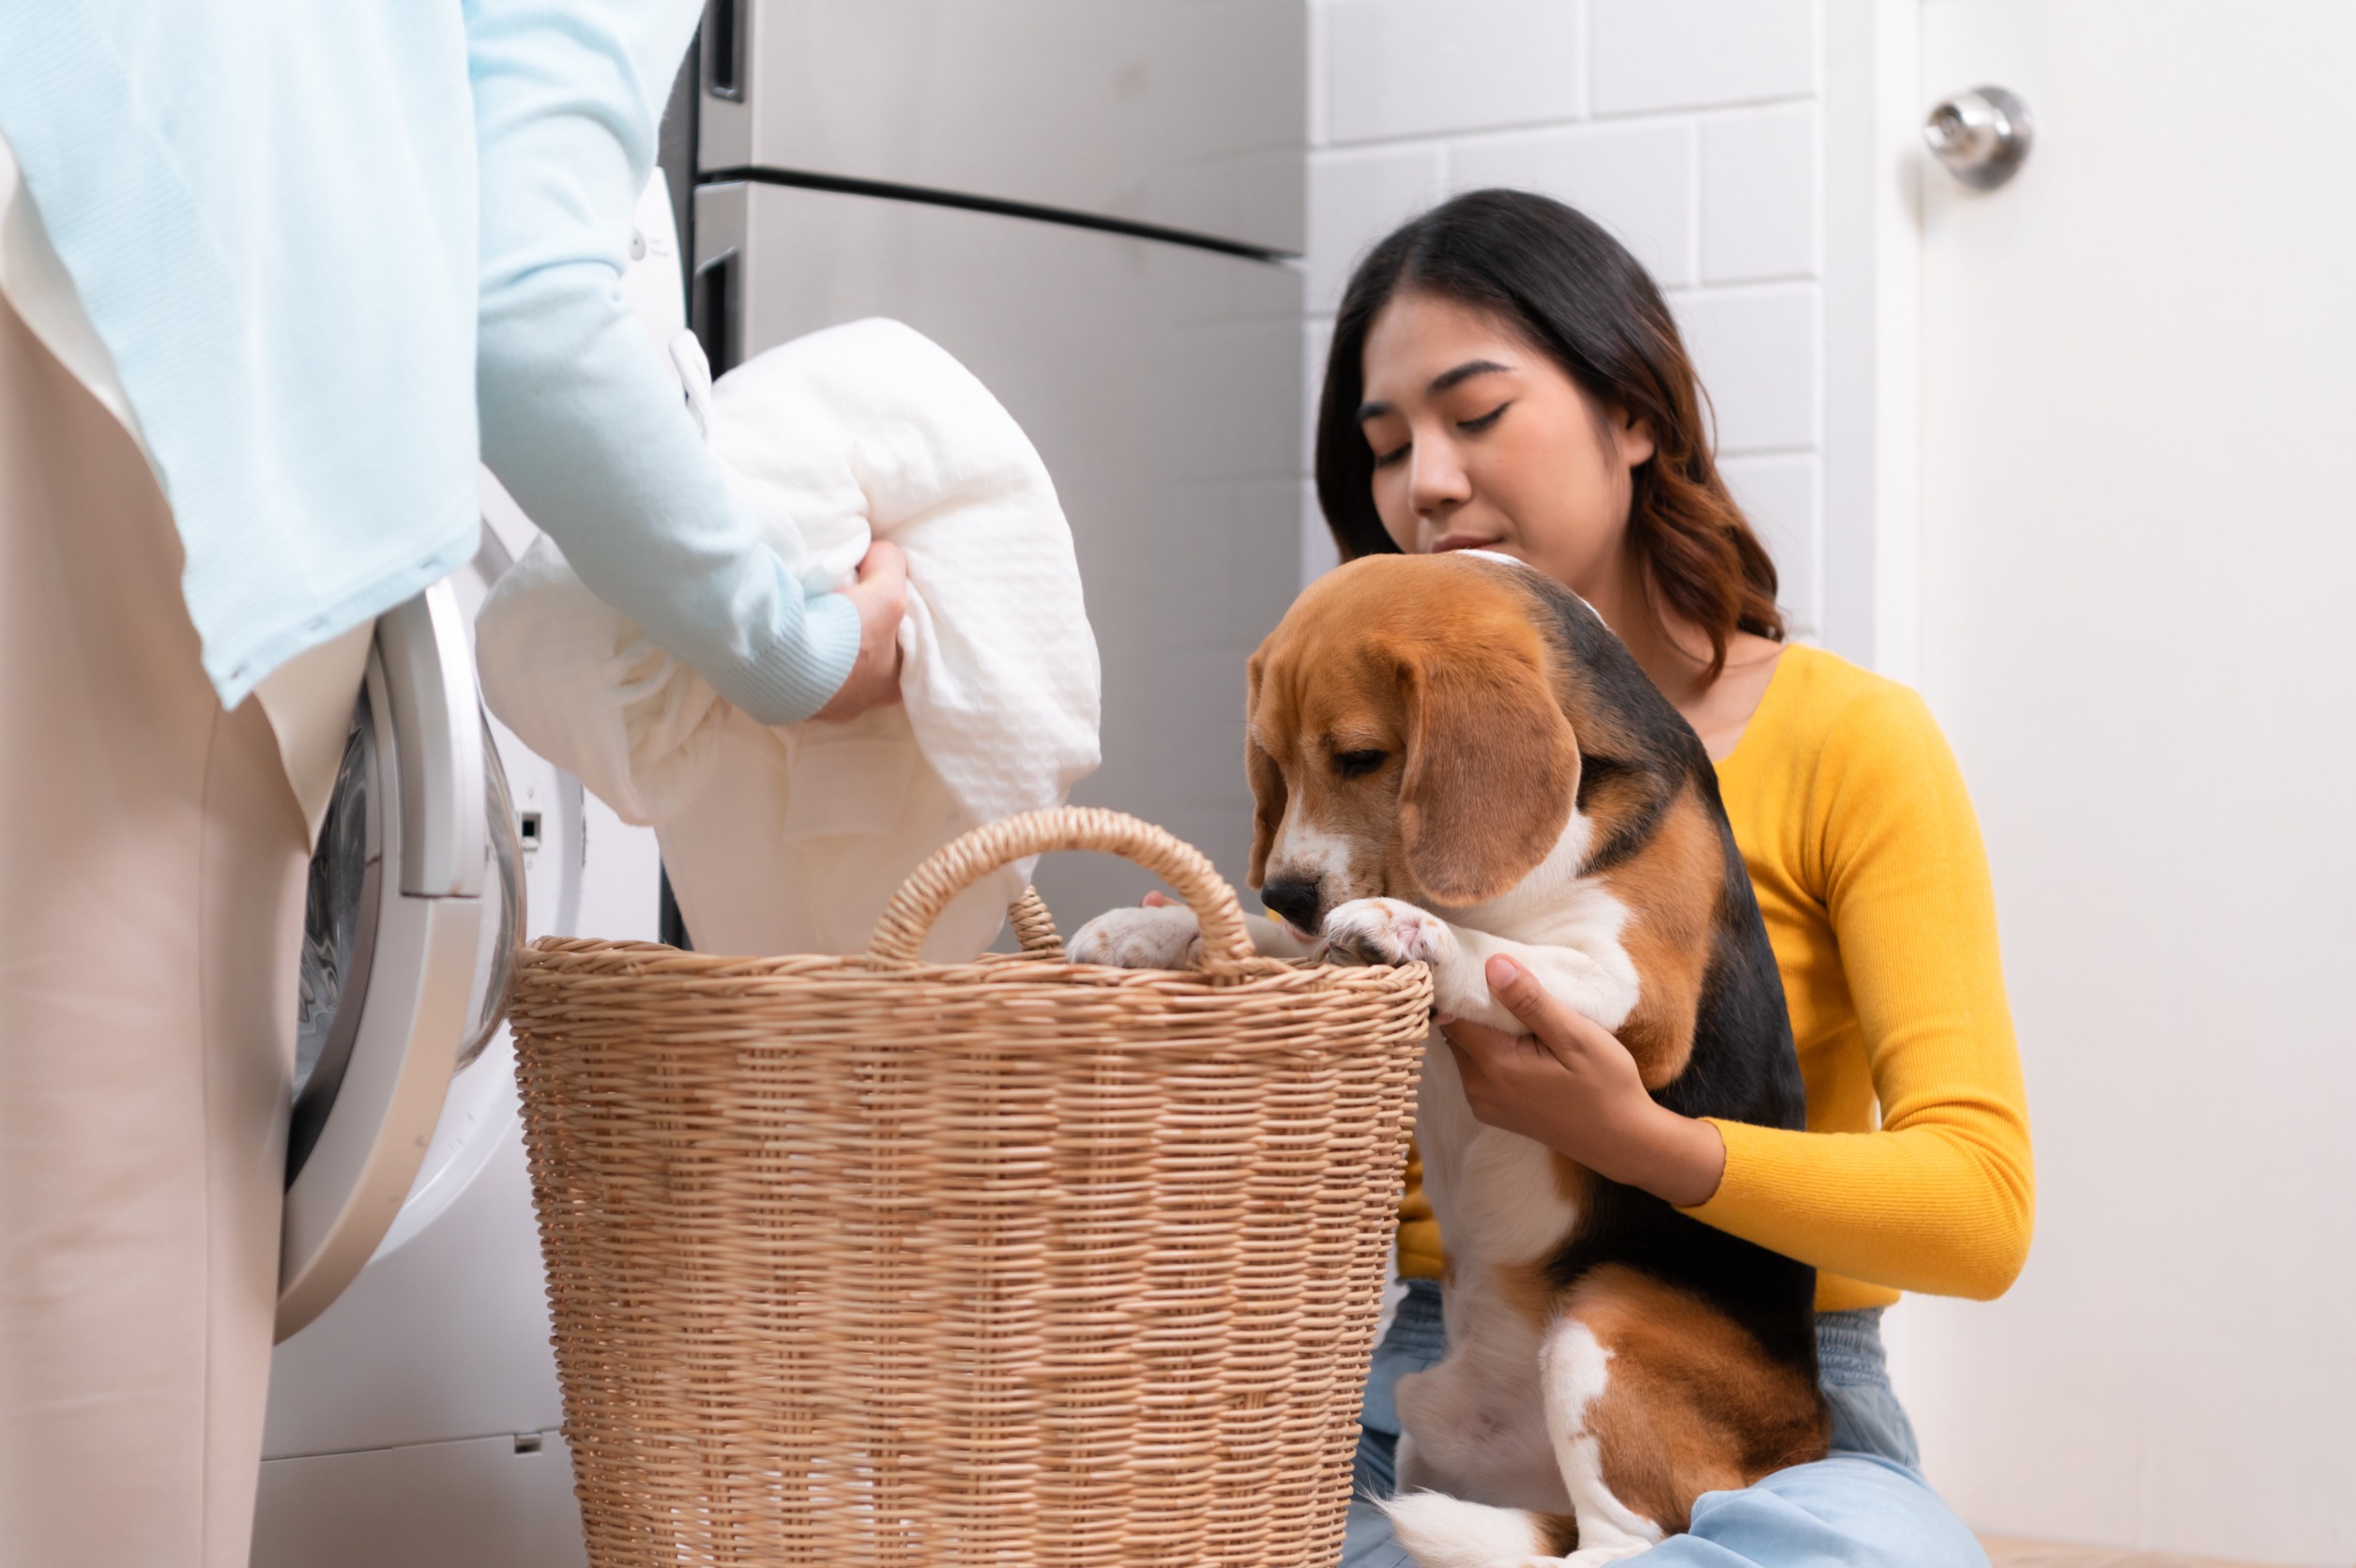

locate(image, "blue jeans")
(1341, 1281), (1986, 1566)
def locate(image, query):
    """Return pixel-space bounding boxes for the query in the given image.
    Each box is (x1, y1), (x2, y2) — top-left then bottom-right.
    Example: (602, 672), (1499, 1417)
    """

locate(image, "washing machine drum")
(277, 583), (524, 1342)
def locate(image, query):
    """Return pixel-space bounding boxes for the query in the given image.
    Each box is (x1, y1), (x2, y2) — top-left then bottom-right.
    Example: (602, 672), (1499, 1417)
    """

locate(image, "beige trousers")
(0, 295), (307, 1564)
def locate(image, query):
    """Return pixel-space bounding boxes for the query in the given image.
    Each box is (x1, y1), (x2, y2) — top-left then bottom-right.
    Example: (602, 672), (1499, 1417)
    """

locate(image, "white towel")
(476, 318), (1101, 960)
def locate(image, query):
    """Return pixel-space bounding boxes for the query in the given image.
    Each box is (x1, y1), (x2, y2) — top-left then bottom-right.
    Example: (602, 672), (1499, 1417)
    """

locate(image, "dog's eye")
(1334, 749), (1389, 779)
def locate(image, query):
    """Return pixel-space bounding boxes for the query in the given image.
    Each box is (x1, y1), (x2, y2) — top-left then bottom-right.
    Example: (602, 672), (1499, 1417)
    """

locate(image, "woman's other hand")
(813, 541), (908, 722)
(1440, 954), (1727, 1209)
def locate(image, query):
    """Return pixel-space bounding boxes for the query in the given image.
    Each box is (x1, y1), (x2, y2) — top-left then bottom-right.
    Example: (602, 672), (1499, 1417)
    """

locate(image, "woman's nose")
(1408, 441), (1471, 519)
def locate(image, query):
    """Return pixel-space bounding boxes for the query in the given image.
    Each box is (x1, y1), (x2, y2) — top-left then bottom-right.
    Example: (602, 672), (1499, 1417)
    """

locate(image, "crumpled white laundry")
(477, 317), (1101, 960)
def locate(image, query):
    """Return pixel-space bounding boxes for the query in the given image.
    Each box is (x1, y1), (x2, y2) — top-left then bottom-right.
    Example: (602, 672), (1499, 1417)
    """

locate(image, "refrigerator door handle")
(704, 0), (746, 100)
(691, 247), (741, 378)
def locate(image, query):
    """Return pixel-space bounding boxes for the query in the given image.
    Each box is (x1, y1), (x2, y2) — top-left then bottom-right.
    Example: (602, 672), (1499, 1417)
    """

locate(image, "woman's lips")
(1429, 532), (1502, 554)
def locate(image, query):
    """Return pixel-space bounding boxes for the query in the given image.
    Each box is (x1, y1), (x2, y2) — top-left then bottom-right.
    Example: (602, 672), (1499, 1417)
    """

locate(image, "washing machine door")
(275, 582), (524, 1342)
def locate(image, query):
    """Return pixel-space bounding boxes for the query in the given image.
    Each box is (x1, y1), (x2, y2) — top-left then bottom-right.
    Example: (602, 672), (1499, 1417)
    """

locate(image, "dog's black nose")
(1260, 876), (1323, 935)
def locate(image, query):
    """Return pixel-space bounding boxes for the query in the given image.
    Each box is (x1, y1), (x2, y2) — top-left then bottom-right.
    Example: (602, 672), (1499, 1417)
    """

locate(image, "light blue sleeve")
(464, 0), (860, 726)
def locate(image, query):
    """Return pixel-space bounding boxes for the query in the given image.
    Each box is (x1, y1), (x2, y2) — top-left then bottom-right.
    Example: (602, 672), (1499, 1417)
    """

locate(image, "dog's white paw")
(1323, 897), (1456, 970)
(1067, 905), (1205, 969)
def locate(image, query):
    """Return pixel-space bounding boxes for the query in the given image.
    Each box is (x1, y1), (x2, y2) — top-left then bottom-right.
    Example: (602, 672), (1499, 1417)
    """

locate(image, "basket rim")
(514, 934), (1433, 998)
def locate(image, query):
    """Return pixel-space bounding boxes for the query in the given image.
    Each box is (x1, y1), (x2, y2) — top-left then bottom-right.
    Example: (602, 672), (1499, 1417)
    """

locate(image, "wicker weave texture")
(509, 809), (1432, 1567)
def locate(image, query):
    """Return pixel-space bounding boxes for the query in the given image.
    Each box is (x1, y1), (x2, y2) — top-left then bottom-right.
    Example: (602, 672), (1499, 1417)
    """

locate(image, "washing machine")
(247, 176), (688, 1568)
(246, 524), (659, 1568)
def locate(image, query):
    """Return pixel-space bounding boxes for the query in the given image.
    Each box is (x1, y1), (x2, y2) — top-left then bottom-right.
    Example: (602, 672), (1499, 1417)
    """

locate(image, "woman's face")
(1357, 289), (1654, 595)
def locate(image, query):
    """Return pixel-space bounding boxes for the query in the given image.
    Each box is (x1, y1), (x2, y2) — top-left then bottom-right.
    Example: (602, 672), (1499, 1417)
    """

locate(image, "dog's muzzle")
(1260, 875), (1323, 936)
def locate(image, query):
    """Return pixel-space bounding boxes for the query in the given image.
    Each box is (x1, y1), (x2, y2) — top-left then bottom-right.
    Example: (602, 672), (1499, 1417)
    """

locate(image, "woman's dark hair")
(1315, 188), (1783, 677)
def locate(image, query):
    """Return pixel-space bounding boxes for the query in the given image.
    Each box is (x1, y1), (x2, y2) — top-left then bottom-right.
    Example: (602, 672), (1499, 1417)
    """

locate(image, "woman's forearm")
(468, 0), (859, 725)
(1619, 1104), (1727, 1209)
(475, 272), (859, 725)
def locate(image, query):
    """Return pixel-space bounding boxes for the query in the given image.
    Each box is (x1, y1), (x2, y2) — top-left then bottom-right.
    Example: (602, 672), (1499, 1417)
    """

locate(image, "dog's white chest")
(1415, 1039), (1582, 1268)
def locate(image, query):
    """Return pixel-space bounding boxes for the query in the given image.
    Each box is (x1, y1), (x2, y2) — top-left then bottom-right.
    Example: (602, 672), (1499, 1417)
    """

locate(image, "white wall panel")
(1589, 0), (1819, 115)
(1719, 451), (1821, 635)
(1324, 0), (1587, 144)
(1703, 102), (1821, 282)
(1307, 145), (1447, 311)
(1451, 119), (1699, 286)
(1674, 285), (1820, 454)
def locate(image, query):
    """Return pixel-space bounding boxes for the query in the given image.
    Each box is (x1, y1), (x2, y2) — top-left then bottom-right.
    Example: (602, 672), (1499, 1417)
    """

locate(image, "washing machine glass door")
(276, 581), (524, 1342)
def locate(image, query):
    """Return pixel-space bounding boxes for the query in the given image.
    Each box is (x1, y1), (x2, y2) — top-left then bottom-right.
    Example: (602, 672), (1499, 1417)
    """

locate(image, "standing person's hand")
(1440, 955), (1727, 1208)
(813, 540), (908, 722)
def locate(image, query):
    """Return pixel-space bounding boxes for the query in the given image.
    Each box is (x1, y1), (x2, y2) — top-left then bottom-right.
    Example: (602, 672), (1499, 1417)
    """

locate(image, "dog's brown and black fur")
(1075, 552), (1827, 1562)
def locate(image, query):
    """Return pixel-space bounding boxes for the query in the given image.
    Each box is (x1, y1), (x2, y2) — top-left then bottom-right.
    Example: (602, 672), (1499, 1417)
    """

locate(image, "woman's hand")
(812, 541), (908, 723)
(1440, 954), (1727, 1209)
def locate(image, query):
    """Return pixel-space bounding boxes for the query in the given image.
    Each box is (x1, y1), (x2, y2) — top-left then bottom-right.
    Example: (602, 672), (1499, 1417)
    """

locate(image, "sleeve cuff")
(1677, 1117), (1778, 1230)
(723, 586), (863, 726)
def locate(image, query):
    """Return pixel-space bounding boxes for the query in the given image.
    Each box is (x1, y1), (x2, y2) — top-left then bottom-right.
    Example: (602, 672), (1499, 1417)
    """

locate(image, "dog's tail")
(1378, 1491), (1578, 1566)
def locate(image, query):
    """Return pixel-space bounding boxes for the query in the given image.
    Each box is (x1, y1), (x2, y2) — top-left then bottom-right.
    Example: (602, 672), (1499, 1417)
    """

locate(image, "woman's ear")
(1614, 406), (1657, 469)
(1397, 644), (1581, 906)
(1245, 654), (1286, 890)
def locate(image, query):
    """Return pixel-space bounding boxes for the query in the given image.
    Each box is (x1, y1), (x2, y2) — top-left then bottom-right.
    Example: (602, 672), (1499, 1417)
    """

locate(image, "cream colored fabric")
(0, 125), (362, 843)
(251, 622), (372, 843)
(0, 129), (151, 467)
(0, 294), (306, 1566)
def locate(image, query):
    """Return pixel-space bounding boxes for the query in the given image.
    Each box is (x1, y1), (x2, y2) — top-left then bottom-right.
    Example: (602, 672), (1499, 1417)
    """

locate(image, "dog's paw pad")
(1322, 897), (1451, 968)
(1067, 906), (1205, 970)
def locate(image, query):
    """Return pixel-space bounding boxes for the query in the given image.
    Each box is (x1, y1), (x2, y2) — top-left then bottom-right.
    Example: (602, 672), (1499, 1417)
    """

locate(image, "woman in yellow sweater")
(1321, 190), (2032, 1566)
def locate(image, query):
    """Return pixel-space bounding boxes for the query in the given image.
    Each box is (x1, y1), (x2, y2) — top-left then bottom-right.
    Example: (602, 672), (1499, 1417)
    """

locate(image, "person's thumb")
(1483, 954), (1553, 1029)
(857, 539), (908, 598)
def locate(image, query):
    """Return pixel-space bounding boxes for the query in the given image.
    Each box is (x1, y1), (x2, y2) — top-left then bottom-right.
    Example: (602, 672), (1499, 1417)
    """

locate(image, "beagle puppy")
(1071, 552), (1827, 1564)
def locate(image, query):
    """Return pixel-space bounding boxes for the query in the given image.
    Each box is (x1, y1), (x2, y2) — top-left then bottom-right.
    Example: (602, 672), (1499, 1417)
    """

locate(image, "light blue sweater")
(0, 0), (858, 721)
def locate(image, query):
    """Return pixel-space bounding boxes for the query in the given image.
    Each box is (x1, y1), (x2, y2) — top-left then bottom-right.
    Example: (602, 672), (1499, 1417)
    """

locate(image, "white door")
(1897, 6), (2356, 1562)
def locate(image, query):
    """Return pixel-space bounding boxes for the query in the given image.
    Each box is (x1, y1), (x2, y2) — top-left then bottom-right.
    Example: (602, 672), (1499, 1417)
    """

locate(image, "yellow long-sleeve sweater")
(1395, 645), (2035, 1311)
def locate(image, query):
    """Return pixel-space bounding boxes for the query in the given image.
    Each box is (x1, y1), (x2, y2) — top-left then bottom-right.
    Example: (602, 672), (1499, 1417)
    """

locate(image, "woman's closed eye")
(1371, 441), (1410, 469)
(1458, 401), (1511, 434)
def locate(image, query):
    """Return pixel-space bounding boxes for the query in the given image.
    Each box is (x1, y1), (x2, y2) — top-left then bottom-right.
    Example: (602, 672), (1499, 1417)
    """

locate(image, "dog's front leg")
(1321, 901), (1639, 1035)
(1068, 906), (1321, 968)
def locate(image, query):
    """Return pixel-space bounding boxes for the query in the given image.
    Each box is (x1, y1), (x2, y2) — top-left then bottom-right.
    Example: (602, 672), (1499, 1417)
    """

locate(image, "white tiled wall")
(1302, 0), (1829, 642)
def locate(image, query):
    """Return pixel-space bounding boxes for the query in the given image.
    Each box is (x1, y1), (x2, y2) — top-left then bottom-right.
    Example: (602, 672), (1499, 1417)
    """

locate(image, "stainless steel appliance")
(683, 0), (1306, 926)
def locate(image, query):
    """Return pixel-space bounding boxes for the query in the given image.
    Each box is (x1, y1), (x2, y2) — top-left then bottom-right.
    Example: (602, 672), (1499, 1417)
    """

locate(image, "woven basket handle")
(1007, 886), (1064, 955)
(868, 807), (1256, 969)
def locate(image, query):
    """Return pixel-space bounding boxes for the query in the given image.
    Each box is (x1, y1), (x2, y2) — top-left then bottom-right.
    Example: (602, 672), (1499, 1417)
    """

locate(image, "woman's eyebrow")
(1428, 358), (1512, 395)
(1357, 358), (1514, 422)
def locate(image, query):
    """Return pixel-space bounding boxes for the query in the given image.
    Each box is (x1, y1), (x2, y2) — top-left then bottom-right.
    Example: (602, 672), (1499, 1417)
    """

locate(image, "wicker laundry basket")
(509, 807), (1432, 1568)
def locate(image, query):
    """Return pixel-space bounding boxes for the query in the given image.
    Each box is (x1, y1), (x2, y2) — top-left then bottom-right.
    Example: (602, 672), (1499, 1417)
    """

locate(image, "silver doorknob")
(1923, 86), (2033, 190)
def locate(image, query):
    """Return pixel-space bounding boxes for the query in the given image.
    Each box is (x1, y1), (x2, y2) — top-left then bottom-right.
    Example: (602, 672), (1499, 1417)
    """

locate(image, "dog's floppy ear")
(1398, 640), (1580, 905)
(1245, 651), (1286, 890)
